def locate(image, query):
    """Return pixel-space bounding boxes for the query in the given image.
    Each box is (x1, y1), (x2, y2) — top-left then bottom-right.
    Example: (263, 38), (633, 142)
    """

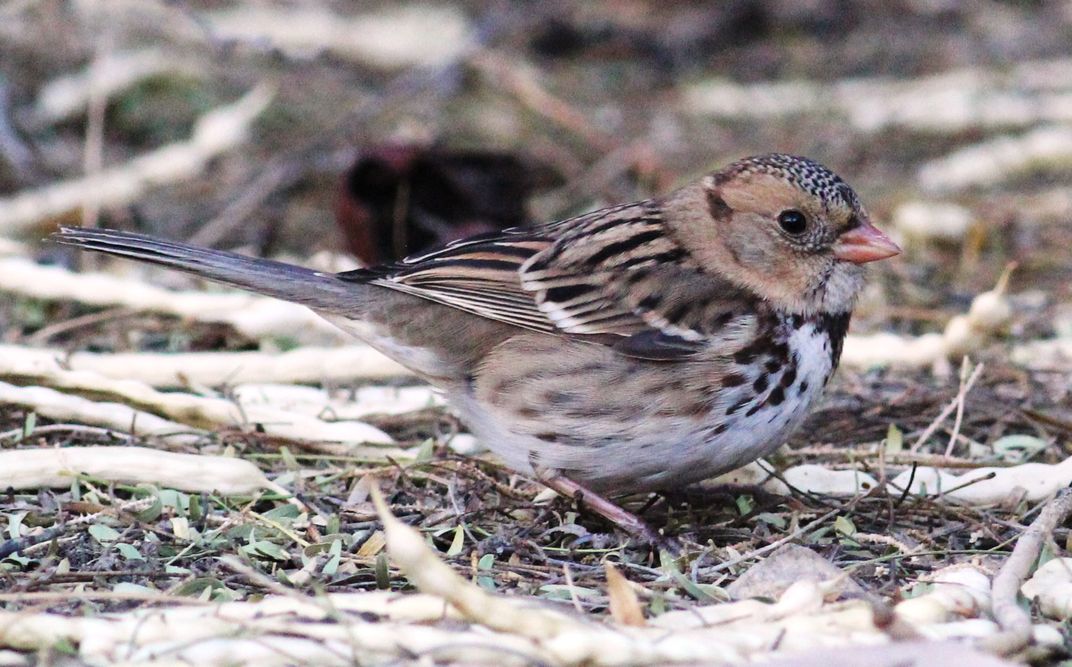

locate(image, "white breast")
(716, 321), (833, 463)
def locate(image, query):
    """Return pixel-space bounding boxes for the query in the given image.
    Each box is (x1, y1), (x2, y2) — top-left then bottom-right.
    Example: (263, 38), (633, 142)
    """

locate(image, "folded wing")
(339, 201), (757, 359)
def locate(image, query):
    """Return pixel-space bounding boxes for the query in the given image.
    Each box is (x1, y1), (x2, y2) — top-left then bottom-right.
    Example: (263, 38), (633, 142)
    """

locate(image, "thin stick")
(562, 563), (584, 614)
(980, 487), (1072, 656)
(911, 361), (984, 452)
(945, 359), (983, 457)
(703, 507), (840, 575)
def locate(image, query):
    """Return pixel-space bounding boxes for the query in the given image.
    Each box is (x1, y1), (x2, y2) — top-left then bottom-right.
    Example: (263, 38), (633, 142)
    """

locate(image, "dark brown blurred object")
(335, 145), (560, 265)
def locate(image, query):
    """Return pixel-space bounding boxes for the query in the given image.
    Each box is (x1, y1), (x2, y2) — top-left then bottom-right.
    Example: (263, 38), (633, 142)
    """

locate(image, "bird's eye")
(777, 210), (808, 235)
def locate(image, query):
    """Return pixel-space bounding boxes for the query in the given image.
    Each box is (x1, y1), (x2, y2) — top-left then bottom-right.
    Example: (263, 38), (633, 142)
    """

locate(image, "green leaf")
(88, 523), (121, 544)
(649, 593), (667, 616)
(755, 512), (786, 529)
(280, 446), (300, 470)
(188, 493), (203, 522)
(211, 586), (239, 602)
(539, 584), (599, 600)
(22, 412), (36, 440)
(135, 495), (164, 523)
(241, 540), (289, 561)
(158, 489), (190, 514)
(173, 576), (225, 597)
(445, 526), (465, 557)
(993, 434), (1049, 463)
(807, 526), (834, 544)
(884, 423), (903, 453)
(668, 569), (720, 602)
(115, 543), (144, 561)
(322, 539), (342, 576)
(262, 504), (301, 522)
(735, 494), (754, 516)
(375, 553), (390, 589)
(477, 554), (495, 570)
(415, 438), (435, 463)
(834, 515), (856, 537)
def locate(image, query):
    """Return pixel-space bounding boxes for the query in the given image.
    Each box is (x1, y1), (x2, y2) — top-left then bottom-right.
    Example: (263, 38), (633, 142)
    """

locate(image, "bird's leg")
(537, 471), (681, 556)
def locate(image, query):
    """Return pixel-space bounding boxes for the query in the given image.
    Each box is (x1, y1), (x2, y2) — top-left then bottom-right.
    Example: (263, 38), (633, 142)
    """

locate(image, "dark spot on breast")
(780, 367), (797, 388)
(711, 423), (729, 435)
(752, 375), (768, 393)
(764, 359), (782, 373)
(799, 380), (809, 394)
(768, 386), (785, 406)
(733, 314), (781, 363)
(519, 407), (539, 418)
(535, 432), (557, 442)
(734, 348), (759, 364)
(707, 189), (732, 219)
(726, 397), (750, 416)
(713, 312), (734, 327)
(722, 372), (746, 388)
(745, 403), (762, 417)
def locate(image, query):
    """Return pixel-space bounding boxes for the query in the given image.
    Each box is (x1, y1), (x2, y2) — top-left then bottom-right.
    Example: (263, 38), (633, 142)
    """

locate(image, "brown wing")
(338, 228), (557, 333)
(338, 200), (755, 358)
(519, 202), (760, 355)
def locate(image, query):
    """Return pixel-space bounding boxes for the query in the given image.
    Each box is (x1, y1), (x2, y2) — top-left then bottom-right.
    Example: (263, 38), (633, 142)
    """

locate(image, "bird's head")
(667, 153), (900, 316)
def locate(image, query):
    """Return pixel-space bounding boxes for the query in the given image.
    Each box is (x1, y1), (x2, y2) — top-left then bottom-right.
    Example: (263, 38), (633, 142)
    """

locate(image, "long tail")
(50, 227), (366, 313)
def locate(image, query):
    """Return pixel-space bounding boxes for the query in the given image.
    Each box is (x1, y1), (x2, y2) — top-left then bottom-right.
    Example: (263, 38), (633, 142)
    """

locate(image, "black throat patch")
(817, 311), (852, 368)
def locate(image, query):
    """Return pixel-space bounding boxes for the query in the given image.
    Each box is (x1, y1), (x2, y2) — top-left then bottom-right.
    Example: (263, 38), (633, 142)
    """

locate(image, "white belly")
(460, 322), (836, 492)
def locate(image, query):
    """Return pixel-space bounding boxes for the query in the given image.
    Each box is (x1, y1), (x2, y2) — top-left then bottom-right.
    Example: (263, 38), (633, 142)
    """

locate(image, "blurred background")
(1, 0), (1071, 342)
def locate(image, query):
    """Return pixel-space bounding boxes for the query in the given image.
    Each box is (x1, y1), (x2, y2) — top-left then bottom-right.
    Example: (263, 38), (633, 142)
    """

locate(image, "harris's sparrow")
(52, 154), (899, 539)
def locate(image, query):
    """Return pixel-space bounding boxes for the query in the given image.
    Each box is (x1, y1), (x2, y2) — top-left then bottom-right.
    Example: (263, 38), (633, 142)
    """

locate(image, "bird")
(51, 153), (900, 543)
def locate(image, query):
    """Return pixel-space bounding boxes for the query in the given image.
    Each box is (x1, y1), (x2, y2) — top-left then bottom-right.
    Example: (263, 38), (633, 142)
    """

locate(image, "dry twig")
(980, 487), (1072, 655)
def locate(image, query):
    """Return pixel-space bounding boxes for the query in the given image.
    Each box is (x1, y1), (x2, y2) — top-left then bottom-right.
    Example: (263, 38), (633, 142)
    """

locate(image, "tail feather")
(50, 227), (366, 313)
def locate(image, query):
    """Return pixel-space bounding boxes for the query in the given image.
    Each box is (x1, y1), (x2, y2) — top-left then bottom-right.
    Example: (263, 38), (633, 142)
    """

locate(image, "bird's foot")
(538, 473), (683, 557)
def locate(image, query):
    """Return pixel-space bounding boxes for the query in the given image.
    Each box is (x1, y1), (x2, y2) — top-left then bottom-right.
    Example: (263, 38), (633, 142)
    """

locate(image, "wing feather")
(337, 199), (752, 358)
